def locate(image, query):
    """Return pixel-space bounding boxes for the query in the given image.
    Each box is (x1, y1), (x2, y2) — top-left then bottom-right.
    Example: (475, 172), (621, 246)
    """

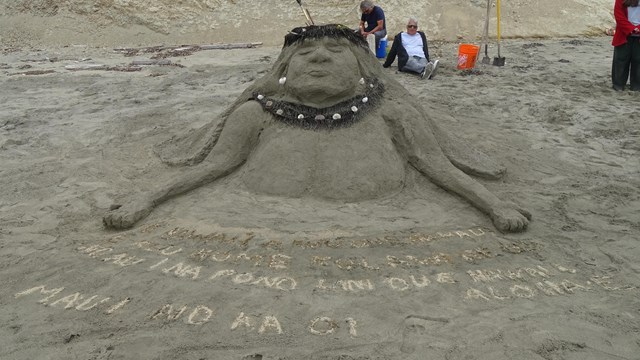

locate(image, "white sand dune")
(1, 0), (615, 47)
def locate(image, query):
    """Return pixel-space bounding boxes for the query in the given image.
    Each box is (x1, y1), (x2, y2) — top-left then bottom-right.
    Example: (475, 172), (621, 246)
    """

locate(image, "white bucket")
(367, 34), (376, 54)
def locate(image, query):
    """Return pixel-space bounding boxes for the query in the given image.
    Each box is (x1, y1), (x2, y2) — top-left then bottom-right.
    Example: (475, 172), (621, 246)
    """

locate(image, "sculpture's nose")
(308, 46), (331, 63)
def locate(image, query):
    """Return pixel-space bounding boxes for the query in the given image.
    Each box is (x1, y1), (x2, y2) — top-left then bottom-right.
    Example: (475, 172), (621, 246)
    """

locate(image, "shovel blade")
(481, 56), (491, 64)
(493, 56), (505, 66)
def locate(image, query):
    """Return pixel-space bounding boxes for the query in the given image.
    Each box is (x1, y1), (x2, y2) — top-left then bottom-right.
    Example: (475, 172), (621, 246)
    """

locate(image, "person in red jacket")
(612, 0), (640, 91)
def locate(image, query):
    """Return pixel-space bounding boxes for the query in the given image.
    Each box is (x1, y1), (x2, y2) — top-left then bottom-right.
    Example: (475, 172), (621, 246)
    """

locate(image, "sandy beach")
(1, 1), (640, 359)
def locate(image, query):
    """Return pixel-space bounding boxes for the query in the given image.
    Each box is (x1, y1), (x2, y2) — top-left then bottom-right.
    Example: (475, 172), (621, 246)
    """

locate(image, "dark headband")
(283, 24), (369, 49)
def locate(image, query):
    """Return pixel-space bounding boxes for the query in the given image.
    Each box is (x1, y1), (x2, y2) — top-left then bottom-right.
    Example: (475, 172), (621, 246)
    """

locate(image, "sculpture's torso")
(241, 111), (406, 201)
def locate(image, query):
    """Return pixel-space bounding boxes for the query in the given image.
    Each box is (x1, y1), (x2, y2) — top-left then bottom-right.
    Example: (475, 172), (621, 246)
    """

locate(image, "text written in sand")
(14, 284), (130, 314)
(75, 240), (635, 299)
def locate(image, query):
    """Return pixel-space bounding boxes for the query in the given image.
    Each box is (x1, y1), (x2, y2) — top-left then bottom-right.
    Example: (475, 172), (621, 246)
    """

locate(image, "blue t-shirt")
(361, 6), (386, 32)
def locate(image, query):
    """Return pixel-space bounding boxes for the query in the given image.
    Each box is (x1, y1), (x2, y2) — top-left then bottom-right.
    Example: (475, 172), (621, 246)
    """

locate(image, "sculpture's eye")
(326, 44), (344, 53)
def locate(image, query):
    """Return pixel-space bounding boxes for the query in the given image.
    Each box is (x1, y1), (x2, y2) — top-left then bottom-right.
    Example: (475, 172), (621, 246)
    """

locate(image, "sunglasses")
(407, 25), (418, 29)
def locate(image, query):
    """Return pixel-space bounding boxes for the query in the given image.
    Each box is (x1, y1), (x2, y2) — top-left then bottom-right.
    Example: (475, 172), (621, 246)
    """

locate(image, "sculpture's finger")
(102, 215), (110, 228)
(515, 218), (528, 232)
(113, 214), (122, 229)
(518, 207), (532, 220)
(493, 217), (509, 233)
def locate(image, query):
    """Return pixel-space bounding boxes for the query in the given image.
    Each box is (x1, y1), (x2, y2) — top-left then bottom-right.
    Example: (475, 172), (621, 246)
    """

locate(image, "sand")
(1, 1), (640, 359)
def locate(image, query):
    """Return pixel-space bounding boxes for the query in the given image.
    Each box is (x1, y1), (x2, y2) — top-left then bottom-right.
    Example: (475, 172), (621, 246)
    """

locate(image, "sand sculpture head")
(246, 24), (385, 100)
(249, 25), (386, 129)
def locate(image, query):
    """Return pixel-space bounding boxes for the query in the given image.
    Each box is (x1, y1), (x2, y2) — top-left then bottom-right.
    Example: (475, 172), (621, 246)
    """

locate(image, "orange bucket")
(457, 44), (479, 70)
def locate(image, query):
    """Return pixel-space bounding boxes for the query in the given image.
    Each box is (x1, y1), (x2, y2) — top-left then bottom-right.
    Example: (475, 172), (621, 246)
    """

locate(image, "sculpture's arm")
(103, 101), (266, 229)
(382, 105), (530, 232)
(148, 101), (264, 205)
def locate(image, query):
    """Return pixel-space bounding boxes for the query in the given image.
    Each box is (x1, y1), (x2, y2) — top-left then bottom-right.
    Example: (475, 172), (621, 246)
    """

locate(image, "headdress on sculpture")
(284, 24), (369, 49)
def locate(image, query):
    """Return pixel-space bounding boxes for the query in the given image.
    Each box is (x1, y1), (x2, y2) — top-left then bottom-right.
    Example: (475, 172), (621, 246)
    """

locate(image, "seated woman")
(383, 17), (439, 79)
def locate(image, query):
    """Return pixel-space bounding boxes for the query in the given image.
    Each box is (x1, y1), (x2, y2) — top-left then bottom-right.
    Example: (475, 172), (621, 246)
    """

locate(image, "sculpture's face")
(284, 37), (362, 104)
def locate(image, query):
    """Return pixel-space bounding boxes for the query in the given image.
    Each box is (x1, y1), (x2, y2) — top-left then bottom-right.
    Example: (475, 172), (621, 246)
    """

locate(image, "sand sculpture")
(103, 24), (531, 232)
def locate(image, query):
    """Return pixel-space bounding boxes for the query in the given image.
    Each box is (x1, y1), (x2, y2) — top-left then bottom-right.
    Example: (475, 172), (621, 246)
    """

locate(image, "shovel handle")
(483, 0), (492, 56)
(496, 0), (501, 42)
(296, 0), (314, 25)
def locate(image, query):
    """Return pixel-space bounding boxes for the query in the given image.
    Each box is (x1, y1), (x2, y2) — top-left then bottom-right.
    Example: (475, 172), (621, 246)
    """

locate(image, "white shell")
(351, 106), (358, 112)
(298, 114), (305, 119)
(332, 113), (341, 120)
(279, 77), (287, 85)
(362, 97), (369, 103)
(369, 84), (374, 88)
(276, 109), (284, 115)
(257, 94), (264, 100)
(359, 78), (365, 85)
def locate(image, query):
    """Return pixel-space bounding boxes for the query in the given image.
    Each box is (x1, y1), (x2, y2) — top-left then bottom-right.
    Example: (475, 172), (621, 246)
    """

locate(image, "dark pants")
(612, 36), (640, 91)
(372, 29), (387, 49)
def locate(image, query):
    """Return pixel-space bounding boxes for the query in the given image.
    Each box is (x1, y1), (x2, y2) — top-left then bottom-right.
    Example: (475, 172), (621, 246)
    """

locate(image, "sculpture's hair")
(284, 24), (369, 49)
(156, 24), (419, 166)
(154, 24), (506, 178)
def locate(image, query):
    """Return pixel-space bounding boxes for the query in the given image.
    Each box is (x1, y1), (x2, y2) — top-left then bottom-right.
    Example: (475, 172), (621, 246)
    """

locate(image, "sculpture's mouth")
(307, 69), (329, 77)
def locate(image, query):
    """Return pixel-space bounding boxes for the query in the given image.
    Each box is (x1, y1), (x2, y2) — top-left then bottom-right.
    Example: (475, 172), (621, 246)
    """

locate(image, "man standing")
(383, 17), (439, 79)
(359, 1), (387, 50)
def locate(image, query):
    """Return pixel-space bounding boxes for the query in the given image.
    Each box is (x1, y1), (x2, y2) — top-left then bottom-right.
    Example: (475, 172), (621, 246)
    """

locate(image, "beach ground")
(1, 35), (639, 359)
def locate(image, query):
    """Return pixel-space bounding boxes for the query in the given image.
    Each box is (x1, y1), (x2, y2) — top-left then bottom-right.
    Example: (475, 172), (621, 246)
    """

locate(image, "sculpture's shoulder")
(232, 100), (266, 117)
(226, 100), (273, 129)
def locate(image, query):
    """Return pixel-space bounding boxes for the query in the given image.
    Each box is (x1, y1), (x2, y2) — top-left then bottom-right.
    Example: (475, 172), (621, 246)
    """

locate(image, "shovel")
(296, 0), (314, 26)
(493, 0), (505, 66)
(481, 0), (492, 64)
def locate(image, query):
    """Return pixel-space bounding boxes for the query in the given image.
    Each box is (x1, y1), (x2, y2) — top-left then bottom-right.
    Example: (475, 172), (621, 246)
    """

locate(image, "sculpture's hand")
(490, 201), (532, 233)
(103, 197), (154, 229)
